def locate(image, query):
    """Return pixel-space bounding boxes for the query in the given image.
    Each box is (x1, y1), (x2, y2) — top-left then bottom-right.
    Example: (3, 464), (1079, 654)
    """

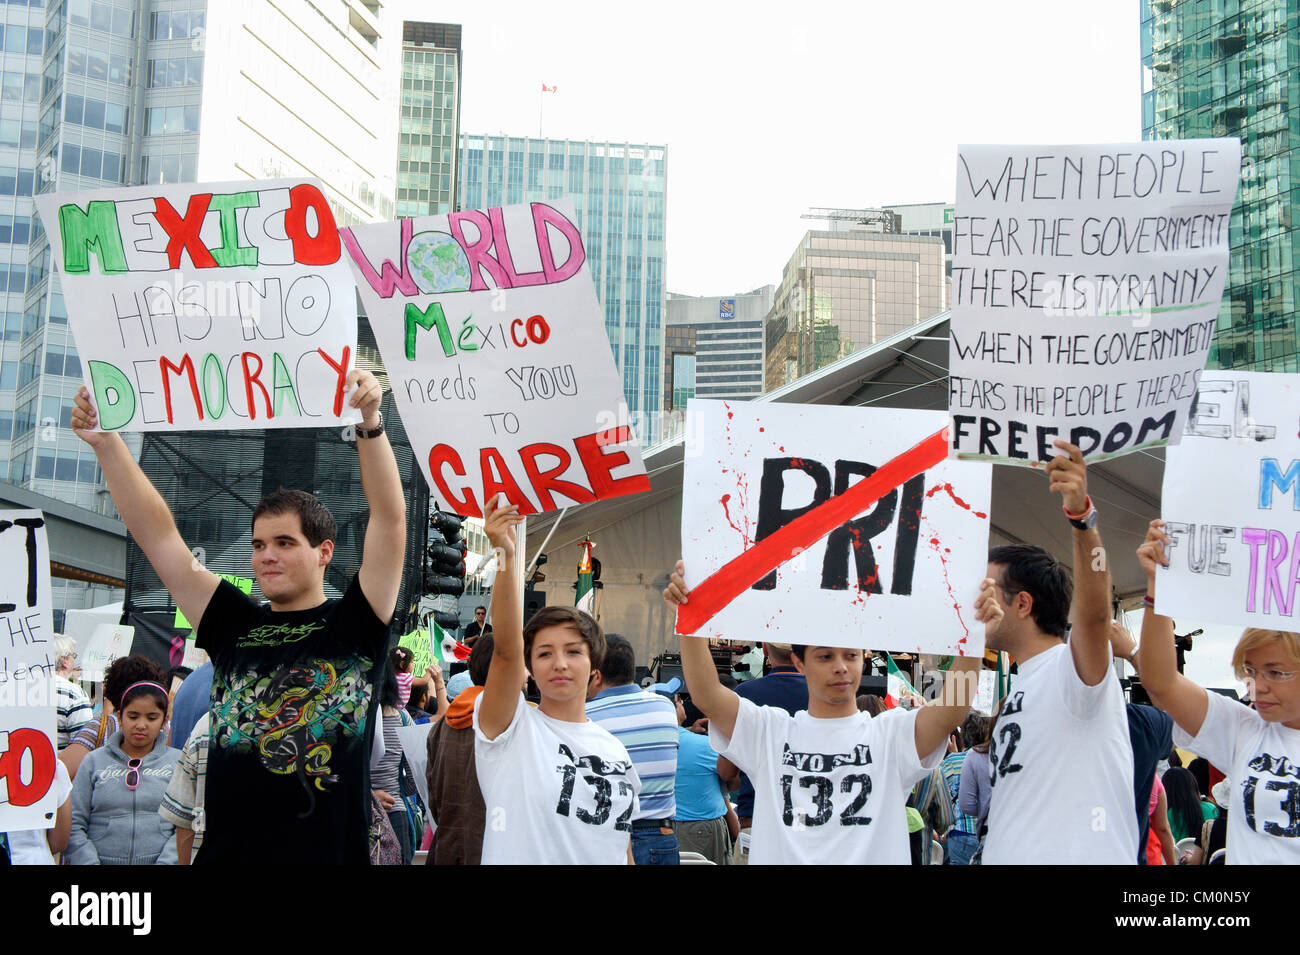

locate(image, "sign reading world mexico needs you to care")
(949, 140), (1240, 466)
(35, 178), (362, 432)
(678, 401), (992, 656)
(1159, 370), (1300, 630)
(0, 509), (57, 831)
(340, 199), (648, 517)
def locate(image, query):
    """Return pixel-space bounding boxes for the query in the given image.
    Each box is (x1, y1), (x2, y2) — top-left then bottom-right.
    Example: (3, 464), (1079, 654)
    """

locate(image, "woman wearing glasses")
(1137, 519), (1300, 864)
(66, 663), (181, 865)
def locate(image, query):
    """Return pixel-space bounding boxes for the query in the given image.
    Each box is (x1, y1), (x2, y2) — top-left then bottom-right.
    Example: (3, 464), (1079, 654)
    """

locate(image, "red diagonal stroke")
(677, 427), (950, 634)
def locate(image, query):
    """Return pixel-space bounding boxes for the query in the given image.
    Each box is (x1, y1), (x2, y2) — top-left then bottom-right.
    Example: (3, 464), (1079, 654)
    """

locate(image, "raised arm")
(476, 494), (525, 740)
(913, 578), (1000, 757)
(663, 560), (739, 739)
(1047, 441), (1112, 686)
(1135, 519), (1209, 735)
(350, 369), (406, 624)
(72, 387), (219, 628)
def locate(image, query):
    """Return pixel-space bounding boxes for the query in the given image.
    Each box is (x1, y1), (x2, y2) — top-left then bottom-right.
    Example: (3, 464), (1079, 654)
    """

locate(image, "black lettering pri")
(15, 518), (44, 607)
(820, 460), (896, 594)
(752, 457), (831, 590)
(890, 474), (925, 596)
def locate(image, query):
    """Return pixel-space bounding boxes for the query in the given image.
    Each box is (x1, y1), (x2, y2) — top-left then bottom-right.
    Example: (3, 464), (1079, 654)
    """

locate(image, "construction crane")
(802, 207), (902, 233)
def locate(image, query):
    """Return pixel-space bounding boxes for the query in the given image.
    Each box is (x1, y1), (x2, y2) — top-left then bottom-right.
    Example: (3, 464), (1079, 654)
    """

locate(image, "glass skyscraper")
(459, 134), (667, 444)
(397, 21), (460, 217)
(1141, 0), (1298, 369)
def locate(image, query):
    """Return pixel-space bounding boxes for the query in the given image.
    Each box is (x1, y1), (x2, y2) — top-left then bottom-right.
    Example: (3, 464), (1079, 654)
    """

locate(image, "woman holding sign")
(1137, 519), (1300, 864)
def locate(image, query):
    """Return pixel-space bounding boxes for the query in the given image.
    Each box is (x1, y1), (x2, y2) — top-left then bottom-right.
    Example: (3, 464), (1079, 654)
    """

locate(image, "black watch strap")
(356, 412), (384, 439)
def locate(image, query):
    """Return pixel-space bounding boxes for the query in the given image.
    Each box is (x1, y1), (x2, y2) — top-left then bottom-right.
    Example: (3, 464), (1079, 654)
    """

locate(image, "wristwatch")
(1064, 495), (1098, 531)
(356, 412), (384, 439)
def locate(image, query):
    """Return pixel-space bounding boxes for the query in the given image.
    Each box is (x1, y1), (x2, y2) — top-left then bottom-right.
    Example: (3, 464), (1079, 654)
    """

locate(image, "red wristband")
(1063, 496), (1094, 521)
(1142, 594), (1155, 607)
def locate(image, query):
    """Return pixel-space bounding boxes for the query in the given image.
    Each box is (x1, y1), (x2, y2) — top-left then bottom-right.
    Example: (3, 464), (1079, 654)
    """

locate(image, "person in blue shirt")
(669, 690), (734, 864)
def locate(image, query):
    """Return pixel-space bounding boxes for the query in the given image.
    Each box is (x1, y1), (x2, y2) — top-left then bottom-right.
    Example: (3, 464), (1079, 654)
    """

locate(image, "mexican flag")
(885, 655), (918, 709)
(576, 538), (595, 614)
(430, 620), (470, 665)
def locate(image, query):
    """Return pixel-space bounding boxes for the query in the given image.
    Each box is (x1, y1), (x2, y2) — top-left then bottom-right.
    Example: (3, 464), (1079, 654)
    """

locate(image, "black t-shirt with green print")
(195, 575), (389, 864)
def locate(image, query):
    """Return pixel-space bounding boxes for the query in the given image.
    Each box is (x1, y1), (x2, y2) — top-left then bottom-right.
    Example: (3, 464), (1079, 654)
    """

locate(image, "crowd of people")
(0, 379), (1295, 867)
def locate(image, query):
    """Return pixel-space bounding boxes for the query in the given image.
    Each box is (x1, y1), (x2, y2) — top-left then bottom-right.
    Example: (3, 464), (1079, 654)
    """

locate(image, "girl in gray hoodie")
(66, 678), (180, 865)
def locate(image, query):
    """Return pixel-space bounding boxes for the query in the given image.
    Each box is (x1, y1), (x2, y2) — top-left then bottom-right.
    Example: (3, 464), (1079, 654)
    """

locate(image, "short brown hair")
(523, 607), (606, 671)
(1232, 628), (1300, 677)
(252, 488), (337, 547)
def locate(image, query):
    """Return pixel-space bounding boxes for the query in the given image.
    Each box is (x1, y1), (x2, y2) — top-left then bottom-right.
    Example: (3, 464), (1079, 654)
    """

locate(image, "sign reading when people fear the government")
(677, 401), (992, 656)
(340, 199), (648, 518)
(0, 509), (57, 831)
(1159, 371), (1300, 629)
(948, 141), (1240, 466)
(34, 179), (362, 432)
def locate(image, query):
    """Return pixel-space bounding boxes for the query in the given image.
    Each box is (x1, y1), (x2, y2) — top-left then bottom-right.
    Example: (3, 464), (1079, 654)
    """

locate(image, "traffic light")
(424, 509), (467, 629)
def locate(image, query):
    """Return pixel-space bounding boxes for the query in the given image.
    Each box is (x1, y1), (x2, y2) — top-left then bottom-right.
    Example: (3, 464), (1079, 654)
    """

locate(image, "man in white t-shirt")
(474, 494), (638, 865)
(1137, 521), (1300, 864)
(980, 441), (1137, 864)
(662, 565), (994, 865)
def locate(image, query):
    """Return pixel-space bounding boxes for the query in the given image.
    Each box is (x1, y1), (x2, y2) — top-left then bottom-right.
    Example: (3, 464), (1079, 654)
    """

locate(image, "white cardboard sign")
(35, 179), (362, 432)
(339, 199), (648, 517)
(949, 141), (1240, 466)
(678, 401), (992, 655)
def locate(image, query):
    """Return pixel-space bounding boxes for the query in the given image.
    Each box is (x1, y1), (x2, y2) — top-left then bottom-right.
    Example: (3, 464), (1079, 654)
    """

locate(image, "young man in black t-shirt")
(71, 369), (406, 864)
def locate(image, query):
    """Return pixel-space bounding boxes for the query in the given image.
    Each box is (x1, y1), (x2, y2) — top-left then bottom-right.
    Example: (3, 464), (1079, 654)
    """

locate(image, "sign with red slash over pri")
(677, 402), (992, 656)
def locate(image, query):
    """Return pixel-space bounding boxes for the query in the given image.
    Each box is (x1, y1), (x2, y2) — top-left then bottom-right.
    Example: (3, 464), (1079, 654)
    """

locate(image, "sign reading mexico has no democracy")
(341, 199), (648, 517)
(35, 179), (362, 432)
(949, 141), (1239, 466)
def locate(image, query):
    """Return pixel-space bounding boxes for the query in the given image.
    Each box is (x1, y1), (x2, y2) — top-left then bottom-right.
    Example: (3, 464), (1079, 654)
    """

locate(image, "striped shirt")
(941, 751), (978, 835)
(159, 714), (211, 852)
(587, 685), (678, 821)
(56, 676), (93, 750)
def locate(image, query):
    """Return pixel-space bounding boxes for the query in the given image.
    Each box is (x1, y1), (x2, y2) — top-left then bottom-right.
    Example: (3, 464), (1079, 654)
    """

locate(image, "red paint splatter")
(927, 535), (970, 643)
(759, 426), (765, 432)
(720, 493), (753, 547)
(926, 482), (987, 519)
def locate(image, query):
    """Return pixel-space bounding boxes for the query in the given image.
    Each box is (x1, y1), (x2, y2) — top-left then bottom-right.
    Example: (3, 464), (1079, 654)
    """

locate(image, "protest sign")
(399, 627), (432, 676)
(949, 141), (1240, 466)
(678, 401), (992, 655)
(340, 199), (648, 517)
(81, 623), (133, 683)
(0, 509), (57, 830)
(175, 573), (251, 630)
(1158, 371), (1300, 629)
(34, 179), (361, 432)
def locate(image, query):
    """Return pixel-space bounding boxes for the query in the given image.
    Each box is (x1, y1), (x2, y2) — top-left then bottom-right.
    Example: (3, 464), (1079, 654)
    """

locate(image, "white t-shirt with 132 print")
(710, 697), (942, 864)
(474, 693), (640, 865)
(1174, 689), (1300, 864)
(982, 642), (1137, 864)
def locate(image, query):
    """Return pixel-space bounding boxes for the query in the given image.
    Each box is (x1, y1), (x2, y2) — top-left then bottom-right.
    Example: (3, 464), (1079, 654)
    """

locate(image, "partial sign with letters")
(949, 141), (1240, 466)
(1159, 371), (1299, 629)
(34, 179), (362, 432)
(678, 401), (992, 655)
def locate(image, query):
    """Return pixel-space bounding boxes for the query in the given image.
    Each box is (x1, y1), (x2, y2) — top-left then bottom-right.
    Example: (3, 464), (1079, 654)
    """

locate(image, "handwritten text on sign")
(678, 401), (992, 656)
(0, 509), (56, 831)
(1158, 371), (1300, 629)
(34, 179), (361, 432)
(341, 200), (648, 517)
(948, 141), (1240, 466)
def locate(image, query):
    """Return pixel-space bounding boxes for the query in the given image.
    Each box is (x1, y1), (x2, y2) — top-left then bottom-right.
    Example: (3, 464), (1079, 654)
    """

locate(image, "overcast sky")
(429, 1), (1251, 695)
(437, 0), (1144, 295)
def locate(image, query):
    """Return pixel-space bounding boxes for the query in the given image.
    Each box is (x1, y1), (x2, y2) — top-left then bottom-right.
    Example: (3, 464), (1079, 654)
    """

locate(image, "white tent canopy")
(523, 311), (1166, 665)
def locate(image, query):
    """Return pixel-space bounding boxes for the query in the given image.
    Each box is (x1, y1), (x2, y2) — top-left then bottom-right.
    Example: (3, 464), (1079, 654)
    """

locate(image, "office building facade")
(763, 230), (945, 389)
(664, 285), (772, 414)
(459, 134), (667, 444)
(397, 20), (460, 216)
(1141, 0), (1298, 369)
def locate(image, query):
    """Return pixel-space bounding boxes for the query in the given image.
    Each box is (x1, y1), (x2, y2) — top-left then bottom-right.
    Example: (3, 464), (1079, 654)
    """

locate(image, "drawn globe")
(406, 230), (472, 293)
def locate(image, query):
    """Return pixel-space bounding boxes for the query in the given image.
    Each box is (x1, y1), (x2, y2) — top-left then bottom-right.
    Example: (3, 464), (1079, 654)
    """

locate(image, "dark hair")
(391, 646), (414, 674)
(469, 633), (495, 686)
(857, 693), (885, 716)
(379, 662), (400, 708)
(1162, 767), (1203, 842)
(522, 607), (606, 671)
(988, 544), (1071, 638)
(252, 488), (337, 547)
(599, 634), (636, 686)
(167, 665), (192, 684)
(103, 655), (168, 711)
(1168, 748), (1183, 768)
(790, 645), (864, 665)
(1188, 757), (1211, 798)
(960, 711), (991, 748)
(475, 605), (487, 613)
